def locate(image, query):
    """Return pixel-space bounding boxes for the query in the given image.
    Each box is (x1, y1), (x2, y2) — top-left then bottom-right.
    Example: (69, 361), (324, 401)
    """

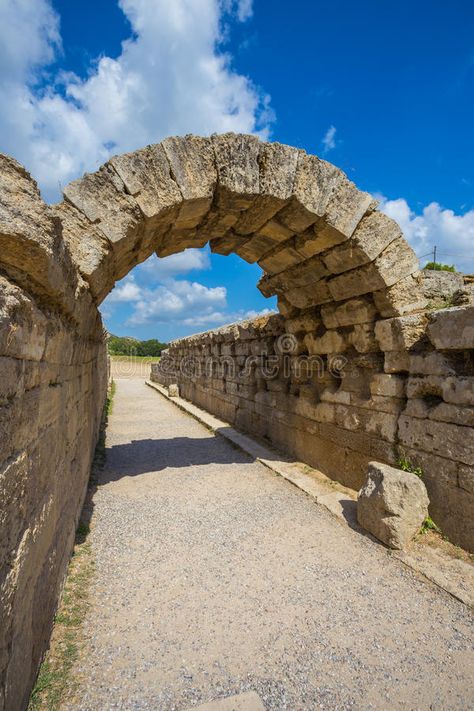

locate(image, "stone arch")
(2, 134), (473, 711)
(51, 133), (421, 316)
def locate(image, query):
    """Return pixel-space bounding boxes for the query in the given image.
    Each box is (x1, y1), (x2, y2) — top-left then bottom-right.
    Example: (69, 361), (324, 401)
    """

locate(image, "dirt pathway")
(64, 378), (474, 710)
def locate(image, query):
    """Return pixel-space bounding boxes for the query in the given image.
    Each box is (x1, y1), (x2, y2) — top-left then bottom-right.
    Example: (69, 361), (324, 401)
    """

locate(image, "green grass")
(110, 354), (161, 363)
(420, 516), (441, 535)
(397, 456), (424, 478)
(28, 535), (94, 710)
(28, 382), (115, 710)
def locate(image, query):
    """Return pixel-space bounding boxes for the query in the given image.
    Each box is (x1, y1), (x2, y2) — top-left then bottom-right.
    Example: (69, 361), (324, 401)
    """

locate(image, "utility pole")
(433, 245), (437, 267)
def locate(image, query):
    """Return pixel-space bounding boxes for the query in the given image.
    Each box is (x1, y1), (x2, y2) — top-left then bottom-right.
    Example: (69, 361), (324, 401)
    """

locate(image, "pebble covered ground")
(63, 378), (474, 711)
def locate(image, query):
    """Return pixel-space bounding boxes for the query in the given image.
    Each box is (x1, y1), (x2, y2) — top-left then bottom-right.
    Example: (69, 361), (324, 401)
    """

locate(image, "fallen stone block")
(357, 461), (429, 549)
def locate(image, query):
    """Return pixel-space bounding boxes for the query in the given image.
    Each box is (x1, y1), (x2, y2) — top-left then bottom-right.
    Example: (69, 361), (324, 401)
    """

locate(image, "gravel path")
(65, 378), (474, 711)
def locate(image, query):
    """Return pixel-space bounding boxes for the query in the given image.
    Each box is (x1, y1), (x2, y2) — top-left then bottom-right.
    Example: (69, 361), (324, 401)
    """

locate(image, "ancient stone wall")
(0, 158), (108, 711)
(151, 291), (474, 551)
(0, 133), (473, 709)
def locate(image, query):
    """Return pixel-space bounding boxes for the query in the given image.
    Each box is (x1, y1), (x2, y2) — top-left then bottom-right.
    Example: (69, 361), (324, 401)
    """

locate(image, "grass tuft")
(28, 381), (116, 710)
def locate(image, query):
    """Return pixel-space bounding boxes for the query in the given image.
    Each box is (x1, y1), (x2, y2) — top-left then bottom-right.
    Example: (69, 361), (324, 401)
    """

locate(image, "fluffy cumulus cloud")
(0, 0), (272, 201)
(138, 249), (211, 281)
(102, 248), (274, 331)
(378, 196), (474, 272)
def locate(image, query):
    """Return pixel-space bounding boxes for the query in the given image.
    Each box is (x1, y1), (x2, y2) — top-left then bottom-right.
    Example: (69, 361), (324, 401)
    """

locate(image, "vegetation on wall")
(107, 334), (168, 357)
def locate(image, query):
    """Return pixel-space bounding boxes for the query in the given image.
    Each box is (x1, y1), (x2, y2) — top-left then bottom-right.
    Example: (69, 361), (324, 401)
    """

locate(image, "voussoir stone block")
(257, 255), (329, 297)
(327, 237), (419, 302)
(321, 297), (378, 329)
(63, 164), (144, 266)
(162, 135), (217, 232)
(233, 142), (300, 235)
(276, 153), (341, 232)
(212, 133), (261, 206)
(0, 155), (76, 310)
(312, 175), (376, 251)
(53, 202), (116, 304)
(322, 211), (402, 275)
(357, 462), (429, 549)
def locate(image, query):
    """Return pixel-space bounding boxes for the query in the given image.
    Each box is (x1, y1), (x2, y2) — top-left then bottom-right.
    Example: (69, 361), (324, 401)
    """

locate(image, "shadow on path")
(101, 435), (254, 483)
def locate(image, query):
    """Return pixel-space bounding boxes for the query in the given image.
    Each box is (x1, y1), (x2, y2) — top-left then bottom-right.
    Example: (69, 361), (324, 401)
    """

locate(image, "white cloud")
(322, 125), (337, 154)
(378, 196), (474, 272)
(106, 274), (143, 303)
(137, 249), (211, 281)
(102, 266), (275, 331)
(0, 0), (272, 202)
(127, 279), (228, 325)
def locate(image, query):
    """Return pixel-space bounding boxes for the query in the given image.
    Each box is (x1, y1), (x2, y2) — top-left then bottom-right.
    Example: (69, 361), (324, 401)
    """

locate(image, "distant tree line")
(424, 262), (456, 272)
(107, 334), (168, 357)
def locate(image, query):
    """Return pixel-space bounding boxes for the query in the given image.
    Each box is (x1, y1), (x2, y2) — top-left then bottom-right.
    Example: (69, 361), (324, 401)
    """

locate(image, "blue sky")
(1, 0), (473, 340)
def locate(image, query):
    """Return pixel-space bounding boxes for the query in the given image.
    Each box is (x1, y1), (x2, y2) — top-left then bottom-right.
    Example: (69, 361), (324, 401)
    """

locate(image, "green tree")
(107, 334), (167, 356)
(424, 262), (456, 272)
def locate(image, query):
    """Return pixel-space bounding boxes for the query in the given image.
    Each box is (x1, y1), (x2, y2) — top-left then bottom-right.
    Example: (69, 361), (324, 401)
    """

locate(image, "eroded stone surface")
(357, 462), (429, 549)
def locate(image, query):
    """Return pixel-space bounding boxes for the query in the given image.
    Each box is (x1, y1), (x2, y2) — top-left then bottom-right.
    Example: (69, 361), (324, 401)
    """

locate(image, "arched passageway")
(0, 134), (472, 709)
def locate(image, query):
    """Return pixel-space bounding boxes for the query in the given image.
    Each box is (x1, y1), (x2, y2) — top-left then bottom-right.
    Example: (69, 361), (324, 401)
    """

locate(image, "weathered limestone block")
(428, 403), (474, 427)
(348, 323), (379, 353)
(63, 164), (144, 272)
(383, 350), (460, 377)
(322, 211), (401, 274)
(321, 297), (378, 329)
(304, 330), (347, 354)
(235, 233), (278, 263)
(210, 232), (248, 256)
(284, 309), (321, 334)
(422, 269), (465, 300)
(442, 376), (474, 406)
(459, 465), (474, 494)
(277, 295), (299, 319)
(53, 202), (116, 303)
(357, 462), (429, 549)
(407, 352), (457, 376)
(406, 375), (444, 399)
(233, 142), (300, 234)
(0, 155), (76, 310)
(374, 314), (428, 352)
(351, 393), (405, 415)
(212, 133), (260, 211)
(258, 254), (329, 297)
(284, 280), (332, 309)
(162, 135), (216, 230)
(427, 306), (474, 350)
(0, 278), (47, 361)
(300, 176), (375, 260)
(332, 404), (399, 443)
(398, 414), (474, 466)
(328, 237), (419, 302)
(370, 373), (406, 398)
(373, 273), (427, 317)
(256, 218), (293, 242)
(273, 153), (340, 233)
(258, 243), (305, 274)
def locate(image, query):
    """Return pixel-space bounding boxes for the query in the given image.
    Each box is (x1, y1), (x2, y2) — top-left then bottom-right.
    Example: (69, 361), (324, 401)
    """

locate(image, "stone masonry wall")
(0, 159), (108, 711)
(152, 291), (474, 551)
